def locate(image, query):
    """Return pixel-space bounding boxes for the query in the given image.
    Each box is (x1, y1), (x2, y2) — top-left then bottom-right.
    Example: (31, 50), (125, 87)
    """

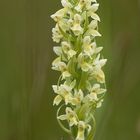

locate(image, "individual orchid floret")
(52, 81), (76, 105)
(91, 84), (107, 95)
(51, 8), (66, 22)
(71, 14), (83, 36)
(90, 66), (106, 83)
(76, 121), (86, 140)
(71, 89), (84, 106)
(86, 84), (106, 102)
(75, 0), (85, 13)
(61, 0), (73, 8)
(83, 36), (94, 57)
(88, 20), (98, 30)
(75, 0), (93, 13)
(52, 57), (66, 71)
(58, 107), (78, 127)
(78, 53), (92, 72)
(93, 54), (107, 68)
(82, 36), (103, 57)
(87, 3), (100, 21)
(52, 24), (63, 43)
(85, 21), (101, 37)
(61, 41), (77, 60)
(97, 99), (104, 108)
(52, 57), (71, 79)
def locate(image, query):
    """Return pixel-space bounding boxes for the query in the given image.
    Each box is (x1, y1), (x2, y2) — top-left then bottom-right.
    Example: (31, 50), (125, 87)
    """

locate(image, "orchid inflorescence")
(51, 0), (107, 139)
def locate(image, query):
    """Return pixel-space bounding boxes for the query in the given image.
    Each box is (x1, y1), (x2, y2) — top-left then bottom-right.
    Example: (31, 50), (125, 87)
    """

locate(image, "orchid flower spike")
(51, 0), (107, 139)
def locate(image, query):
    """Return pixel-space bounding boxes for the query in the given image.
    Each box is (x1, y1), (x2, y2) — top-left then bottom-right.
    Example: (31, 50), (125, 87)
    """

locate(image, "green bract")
(51, 0), (107, 139)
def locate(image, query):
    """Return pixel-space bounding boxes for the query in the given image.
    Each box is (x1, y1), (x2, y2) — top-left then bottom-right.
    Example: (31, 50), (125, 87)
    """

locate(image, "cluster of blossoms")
(51, 0), (107, 140)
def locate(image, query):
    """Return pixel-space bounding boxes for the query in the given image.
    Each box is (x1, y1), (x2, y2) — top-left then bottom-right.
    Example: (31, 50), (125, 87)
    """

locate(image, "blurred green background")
(0, 0), (140, 140)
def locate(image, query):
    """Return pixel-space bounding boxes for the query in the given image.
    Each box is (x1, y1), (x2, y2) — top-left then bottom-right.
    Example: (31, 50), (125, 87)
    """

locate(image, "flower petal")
(53, 95), (62, 105)
(57, 114), (67, 120)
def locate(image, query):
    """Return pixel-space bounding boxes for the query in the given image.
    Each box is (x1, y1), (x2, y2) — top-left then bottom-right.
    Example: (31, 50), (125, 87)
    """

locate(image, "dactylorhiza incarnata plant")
(51, 0), (107, 140)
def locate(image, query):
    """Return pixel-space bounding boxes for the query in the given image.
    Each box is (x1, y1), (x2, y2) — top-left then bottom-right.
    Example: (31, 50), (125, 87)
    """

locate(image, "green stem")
(86, 115), (96, 140)
(78, 71), (88, 90)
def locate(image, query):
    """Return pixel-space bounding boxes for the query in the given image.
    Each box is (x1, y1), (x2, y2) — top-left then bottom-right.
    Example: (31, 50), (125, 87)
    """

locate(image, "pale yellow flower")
(52, 24), (63, 43)
(71, 89), (84, 106)
(76, 121), (86, 140)
(86, 84), (106, 102)
(51, 8), (66, 22)
(61, 41), (76, 60)
(61, 0), (73, 8)
(78, 53), (92, 72)
(52, 57), (67, 72)
(52, 84), (72, 105)
(97, 99), (104, 108)
(91, 66), (105, 83)
(53, 46), (62, 56)
(53, 80), (76, 105)
(85, 20), (101, 37)
(83, 36), (103, 57)
(58, 107), (78, 126)
(93, 54), (107, 68)
(52, 57), (71, 79)
(71, 14), (83, 36)
(87, 3), (100, 21)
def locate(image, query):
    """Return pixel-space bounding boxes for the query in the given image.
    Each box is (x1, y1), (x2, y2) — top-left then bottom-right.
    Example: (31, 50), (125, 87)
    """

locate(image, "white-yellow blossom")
(78, 53), (92, 72)
(76, 121), (86, 140)
(58, 107), (78, 126)
(86, 84), (106, 101)
(51, 8), (66, 22)
(71, 89), (84, 105)
(62, 41), (76, 60)
(83, 36), (103, 57)
(97, 99), (104, 108)
(53, 83), (73, 105)
(52, 57), (67, 71)
(52, 24), (63, 43)
(53, 46), (62, 56)
(71, 14), (83, 36)
(93, 54), (107, 68)
(61, 0), (73, 8)
(85, 20), (101, 37)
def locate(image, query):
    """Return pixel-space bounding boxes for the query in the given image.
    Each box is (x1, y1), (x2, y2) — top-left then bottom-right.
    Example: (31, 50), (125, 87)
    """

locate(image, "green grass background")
(0, 0), (140, 140)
